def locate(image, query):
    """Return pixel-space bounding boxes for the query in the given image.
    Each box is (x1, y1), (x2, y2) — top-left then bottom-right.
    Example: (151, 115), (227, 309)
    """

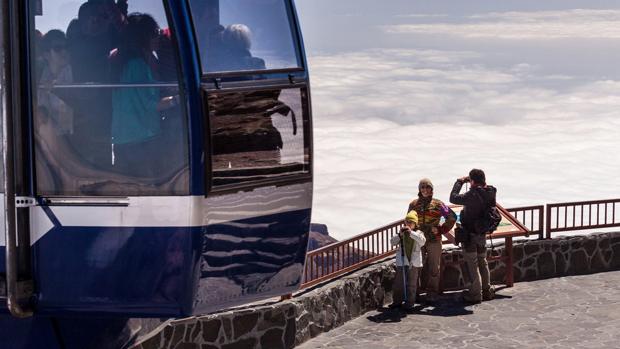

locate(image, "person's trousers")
(393, 266), (419, 306)
(463, 242), (491, 301)
(422, 240), (442, 296)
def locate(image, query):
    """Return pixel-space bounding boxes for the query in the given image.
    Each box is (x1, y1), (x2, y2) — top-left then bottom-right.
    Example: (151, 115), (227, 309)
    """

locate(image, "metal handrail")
(300, 199), (619, 289)
(301, 220), (403, 288)
(546, 199), (620, 238)
(301, 204), (526, 289)
(507, 205), (544, 239)
(301, 204), (534, 288)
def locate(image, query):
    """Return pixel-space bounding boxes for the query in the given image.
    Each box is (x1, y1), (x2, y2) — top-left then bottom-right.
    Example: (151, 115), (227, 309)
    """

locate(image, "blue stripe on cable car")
(30, 208), (310, 317)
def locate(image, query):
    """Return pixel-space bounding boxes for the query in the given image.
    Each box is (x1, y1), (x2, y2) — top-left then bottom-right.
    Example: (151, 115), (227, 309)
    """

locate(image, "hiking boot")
(424, 293), (438, 306)
(403, 303), (416, 312)
(483, 289), (495, 301)
(461, 291), (482, 304)
(388, 302), (401, 309)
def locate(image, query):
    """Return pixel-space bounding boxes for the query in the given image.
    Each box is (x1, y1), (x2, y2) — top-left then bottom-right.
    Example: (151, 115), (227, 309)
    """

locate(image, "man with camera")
(450, 169), (499, 304)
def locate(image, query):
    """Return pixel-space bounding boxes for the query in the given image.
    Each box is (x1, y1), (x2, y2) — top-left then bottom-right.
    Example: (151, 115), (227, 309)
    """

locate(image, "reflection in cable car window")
(208, 88), (310, 187)
(32, 0), (189, 196)
(189, 0), (301, 74)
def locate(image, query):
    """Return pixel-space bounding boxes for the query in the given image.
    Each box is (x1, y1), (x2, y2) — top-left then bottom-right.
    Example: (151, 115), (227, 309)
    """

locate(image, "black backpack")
(473, 190), (502, 235)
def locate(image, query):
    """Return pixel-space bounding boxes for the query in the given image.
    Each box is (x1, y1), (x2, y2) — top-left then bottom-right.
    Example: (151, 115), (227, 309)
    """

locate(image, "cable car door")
(2, 0), (194, 317)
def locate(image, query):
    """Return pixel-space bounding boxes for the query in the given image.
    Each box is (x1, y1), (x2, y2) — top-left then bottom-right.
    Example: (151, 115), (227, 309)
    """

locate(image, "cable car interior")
(0, 0), (312, 347)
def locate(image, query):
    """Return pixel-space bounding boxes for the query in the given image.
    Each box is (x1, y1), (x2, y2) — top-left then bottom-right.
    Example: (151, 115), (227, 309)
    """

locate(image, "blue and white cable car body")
(0, 0), (312, 347)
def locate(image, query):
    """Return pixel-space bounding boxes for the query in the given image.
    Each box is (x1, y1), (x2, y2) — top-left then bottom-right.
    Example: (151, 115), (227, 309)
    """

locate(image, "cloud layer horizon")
(297, 6), (620, 240)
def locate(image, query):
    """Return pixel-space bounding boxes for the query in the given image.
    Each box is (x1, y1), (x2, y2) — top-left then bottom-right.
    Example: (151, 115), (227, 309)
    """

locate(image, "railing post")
(539, 206), (545, 240)
(545, 204), (552, 239)
(505, 237), (514, 287)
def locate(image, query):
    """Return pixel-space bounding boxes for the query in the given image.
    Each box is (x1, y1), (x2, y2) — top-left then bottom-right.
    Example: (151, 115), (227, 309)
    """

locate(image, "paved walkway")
(298, 271), (620, 349)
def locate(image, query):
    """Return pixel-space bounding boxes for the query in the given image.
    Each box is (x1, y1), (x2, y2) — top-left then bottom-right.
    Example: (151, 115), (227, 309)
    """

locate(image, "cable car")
(1, 0), (312, 347)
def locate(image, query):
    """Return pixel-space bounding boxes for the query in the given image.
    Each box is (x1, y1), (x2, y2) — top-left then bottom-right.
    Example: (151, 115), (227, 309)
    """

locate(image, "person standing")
(37, 30), (74, 136)
(407, 178), (457, 304)
(450, 169), (498, 304)
(65, 0), (127, 166)
(390, 211), (426, 311)
(111, 13), (178, 177)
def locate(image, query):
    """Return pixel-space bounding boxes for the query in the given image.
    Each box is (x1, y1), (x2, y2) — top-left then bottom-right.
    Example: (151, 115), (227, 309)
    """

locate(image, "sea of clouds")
(300, 8), (620, 240)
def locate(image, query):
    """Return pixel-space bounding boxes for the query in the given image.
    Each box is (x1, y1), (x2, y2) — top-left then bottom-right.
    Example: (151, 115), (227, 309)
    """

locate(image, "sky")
(295, 0), (620, 240)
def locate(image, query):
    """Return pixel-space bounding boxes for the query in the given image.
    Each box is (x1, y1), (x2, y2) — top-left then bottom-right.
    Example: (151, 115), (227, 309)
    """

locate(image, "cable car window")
(208, 87), (310, 188)
(189, 0), (301, 74)
(31, 0), (189, 196)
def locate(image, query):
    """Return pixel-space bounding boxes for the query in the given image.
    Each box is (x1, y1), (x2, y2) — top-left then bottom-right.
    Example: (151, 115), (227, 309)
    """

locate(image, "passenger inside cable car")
(64, 0), (123, 166)
(190, 0), (297, 73)
(110, 12), (179, 177)
(37, 30), (73, 137)
(33, 0), (190, 196)
(221, 24), (266, 71)
(66, 0), (124, 83)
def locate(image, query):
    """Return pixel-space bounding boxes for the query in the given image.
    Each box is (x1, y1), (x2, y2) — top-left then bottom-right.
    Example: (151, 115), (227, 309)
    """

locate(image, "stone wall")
(131, 232), (620, 349)
(132, 263), (393, 349)
(440, 232), (620, 289)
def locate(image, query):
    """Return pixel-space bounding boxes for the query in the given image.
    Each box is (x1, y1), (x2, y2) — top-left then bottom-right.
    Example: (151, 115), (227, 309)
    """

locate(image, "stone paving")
(297, 271), (620, 349)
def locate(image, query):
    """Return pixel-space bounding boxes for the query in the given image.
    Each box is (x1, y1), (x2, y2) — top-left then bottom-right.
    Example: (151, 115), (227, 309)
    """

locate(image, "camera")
(454, 225), (469, 245)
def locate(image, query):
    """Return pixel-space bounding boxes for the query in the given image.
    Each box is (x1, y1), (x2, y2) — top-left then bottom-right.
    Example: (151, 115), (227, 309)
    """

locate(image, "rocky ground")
(298, 270), (620, 349)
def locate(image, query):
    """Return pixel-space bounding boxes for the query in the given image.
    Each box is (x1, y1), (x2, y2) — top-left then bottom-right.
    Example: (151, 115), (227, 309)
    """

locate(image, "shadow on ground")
(366, 307), (407, 323)
(368, 288), (513, 323)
